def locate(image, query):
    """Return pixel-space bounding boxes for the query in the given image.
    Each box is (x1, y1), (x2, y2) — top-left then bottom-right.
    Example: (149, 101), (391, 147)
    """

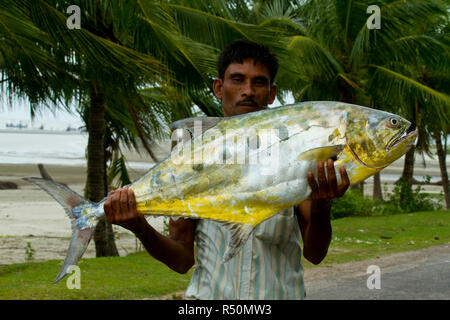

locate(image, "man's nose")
(241, 80), (255, 96)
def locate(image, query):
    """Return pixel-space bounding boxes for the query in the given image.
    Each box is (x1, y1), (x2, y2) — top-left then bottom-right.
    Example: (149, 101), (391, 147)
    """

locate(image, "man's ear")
(268, 83), (277, 104)
(213, 78), (223, 99)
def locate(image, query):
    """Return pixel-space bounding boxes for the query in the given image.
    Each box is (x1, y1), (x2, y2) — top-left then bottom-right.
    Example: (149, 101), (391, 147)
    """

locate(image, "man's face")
(213, 58), (277, 117)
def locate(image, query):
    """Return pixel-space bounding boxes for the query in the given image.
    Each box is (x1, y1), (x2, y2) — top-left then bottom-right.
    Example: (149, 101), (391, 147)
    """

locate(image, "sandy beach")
(0, 162), (167, 266)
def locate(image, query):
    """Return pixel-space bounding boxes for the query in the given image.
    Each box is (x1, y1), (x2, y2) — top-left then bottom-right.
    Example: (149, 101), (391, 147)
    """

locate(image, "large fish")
(24, 101), (417, 283)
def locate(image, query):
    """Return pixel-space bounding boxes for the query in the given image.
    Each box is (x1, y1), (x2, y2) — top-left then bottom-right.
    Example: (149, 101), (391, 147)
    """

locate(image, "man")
(104, 39), (350, 299)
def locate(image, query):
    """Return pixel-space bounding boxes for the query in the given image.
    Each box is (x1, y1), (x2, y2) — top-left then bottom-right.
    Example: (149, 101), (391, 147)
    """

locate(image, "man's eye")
(232, 78), (243, 83)
(254, 78), (268, 86)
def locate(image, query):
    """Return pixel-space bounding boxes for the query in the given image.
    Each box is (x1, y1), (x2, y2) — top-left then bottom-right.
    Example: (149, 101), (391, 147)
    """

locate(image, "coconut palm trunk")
(88, 84), (119, 257)
(397, 142), (415, 207)
(372, 172), (383, 201)
(401, 147), (416, 183)
(433, 131), (450, 209)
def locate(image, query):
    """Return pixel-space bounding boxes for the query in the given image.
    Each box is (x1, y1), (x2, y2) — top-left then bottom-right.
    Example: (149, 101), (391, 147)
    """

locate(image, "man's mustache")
(236, 98), (259, 107)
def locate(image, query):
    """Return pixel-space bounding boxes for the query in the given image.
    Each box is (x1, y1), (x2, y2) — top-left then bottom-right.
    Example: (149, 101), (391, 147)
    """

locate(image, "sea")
(0, 129), (88, 166)
(0, 129), (171, 170)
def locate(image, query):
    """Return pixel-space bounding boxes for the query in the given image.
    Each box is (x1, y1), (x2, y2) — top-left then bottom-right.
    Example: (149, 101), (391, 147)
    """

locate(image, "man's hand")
(307, 158), (350, 201)
(104, 186), (147, 233)
(298, 158), (350, 264)
(104, 186), (195, 274)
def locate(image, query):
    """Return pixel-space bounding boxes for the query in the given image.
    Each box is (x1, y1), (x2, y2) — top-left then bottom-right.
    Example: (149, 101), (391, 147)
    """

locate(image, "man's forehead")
(225, 59), (270, 78)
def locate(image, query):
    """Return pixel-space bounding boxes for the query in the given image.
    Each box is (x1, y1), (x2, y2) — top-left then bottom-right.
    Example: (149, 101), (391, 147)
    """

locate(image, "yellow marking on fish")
(136, 195), (287, 227)
(341, 144), (380, 183)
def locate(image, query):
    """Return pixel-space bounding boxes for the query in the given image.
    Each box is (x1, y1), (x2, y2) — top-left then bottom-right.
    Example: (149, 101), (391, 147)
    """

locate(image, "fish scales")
(134, 104), (339, 219)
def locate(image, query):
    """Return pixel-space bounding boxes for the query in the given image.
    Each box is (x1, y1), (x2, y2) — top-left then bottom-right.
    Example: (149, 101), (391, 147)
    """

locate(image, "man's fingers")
(104, 198), (114, 224)
(316, 161), (328, 197)
(307, 171), (319, 199)
(119, 187), (129, 222)
(127, 188), (137, 219)
(326, 158), (337, 198)
(104, 187), (140, 229)
(338, 167), (350, 196)
(111, 189), (121, 222)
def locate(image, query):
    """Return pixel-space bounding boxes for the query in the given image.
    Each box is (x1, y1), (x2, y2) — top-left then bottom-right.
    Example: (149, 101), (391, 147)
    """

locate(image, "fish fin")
(220, 222), (255, 263)
(297, 145), (344, 162)
(23, 177), (97, 283)
(169, 117), (222, 139)
(53, 226), (94, 284)
(23, 177), (86, 220)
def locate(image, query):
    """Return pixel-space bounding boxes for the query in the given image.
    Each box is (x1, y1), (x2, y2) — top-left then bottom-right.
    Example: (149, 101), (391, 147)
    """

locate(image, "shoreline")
(0, 162), (166, 265)
(0, 129), (85, 135)
(0, 163), (87, 186)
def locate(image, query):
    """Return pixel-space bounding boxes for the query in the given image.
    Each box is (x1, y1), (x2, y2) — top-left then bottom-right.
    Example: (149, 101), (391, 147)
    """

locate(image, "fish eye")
(389, 117), (399, 127)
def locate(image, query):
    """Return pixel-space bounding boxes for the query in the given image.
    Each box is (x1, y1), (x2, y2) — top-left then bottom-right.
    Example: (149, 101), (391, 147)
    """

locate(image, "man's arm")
(104, 187), (195, 274)
(296, 159), (350, 264)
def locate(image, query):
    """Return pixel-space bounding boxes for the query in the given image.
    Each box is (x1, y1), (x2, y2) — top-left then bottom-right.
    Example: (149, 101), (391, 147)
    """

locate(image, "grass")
(303, 210), (450, 268)
(0, 210), (448, 299)
(0, 251), (193, 300)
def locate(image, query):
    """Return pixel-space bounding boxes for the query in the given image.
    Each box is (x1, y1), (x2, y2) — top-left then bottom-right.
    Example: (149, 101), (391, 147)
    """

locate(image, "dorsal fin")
(169, 117), (222, 139)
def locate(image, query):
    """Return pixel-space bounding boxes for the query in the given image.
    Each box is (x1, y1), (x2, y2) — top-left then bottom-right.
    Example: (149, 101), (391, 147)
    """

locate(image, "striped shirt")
(185, 207), (305, 300)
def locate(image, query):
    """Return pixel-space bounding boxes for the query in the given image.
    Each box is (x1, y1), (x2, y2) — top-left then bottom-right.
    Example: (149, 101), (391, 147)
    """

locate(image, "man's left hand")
(307, 158), (350, 201)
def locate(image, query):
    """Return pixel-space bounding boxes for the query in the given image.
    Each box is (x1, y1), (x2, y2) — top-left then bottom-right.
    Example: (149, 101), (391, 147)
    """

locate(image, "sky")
(0, 96), (83, 130)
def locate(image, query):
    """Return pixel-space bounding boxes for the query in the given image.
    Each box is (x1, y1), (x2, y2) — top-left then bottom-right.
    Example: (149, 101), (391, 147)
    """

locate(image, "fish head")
(344, 108), (417, 169)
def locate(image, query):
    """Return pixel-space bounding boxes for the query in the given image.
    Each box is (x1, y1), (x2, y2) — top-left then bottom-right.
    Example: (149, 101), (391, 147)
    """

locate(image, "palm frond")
(107, 155), (132, 188)
(368, 64), (450, 126)
(257, 0), (306, 35)
(167, 3), (288, 51)
(287, 35), (345, 82)
(28, 0), (166, 82)
(350, 0), (448, 67)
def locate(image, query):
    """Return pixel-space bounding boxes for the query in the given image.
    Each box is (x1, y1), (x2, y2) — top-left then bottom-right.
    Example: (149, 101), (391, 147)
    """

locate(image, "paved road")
(304, 244), (450, 300)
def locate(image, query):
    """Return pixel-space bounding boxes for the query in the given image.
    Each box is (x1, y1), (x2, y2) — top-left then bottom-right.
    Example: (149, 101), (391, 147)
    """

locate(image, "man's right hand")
(104, 186), (147, 233)
(104, 186), (195, 274)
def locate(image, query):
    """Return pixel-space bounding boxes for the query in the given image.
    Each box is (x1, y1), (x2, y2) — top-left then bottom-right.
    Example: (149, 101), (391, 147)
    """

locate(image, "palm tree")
(364, 0), (450, 205)
(273, 0), (450, 200)
(416, 17), (450, 208)
(1, 0), (165, 256)
(0, 0), (223, 256)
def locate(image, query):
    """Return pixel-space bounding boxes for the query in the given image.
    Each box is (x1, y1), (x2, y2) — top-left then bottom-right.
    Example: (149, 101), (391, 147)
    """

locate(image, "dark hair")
(217, 39), (279, 84)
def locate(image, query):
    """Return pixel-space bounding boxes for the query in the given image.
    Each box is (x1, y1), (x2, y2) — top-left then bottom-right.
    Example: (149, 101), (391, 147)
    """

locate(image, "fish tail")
(23, 177), (100, 283)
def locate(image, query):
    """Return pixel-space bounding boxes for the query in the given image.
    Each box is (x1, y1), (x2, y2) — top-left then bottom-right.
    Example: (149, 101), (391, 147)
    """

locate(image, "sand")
(0, 163), (167, 265)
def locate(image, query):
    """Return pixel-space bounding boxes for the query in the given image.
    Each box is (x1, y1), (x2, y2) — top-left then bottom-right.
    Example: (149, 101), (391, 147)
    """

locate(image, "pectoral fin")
(221, 222), (254, 263)
(297, 145), (344, 162)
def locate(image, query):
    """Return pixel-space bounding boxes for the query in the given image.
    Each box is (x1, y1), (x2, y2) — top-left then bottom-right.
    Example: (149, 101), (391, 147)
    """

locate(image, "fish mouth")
(386, 125), (418, 151)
